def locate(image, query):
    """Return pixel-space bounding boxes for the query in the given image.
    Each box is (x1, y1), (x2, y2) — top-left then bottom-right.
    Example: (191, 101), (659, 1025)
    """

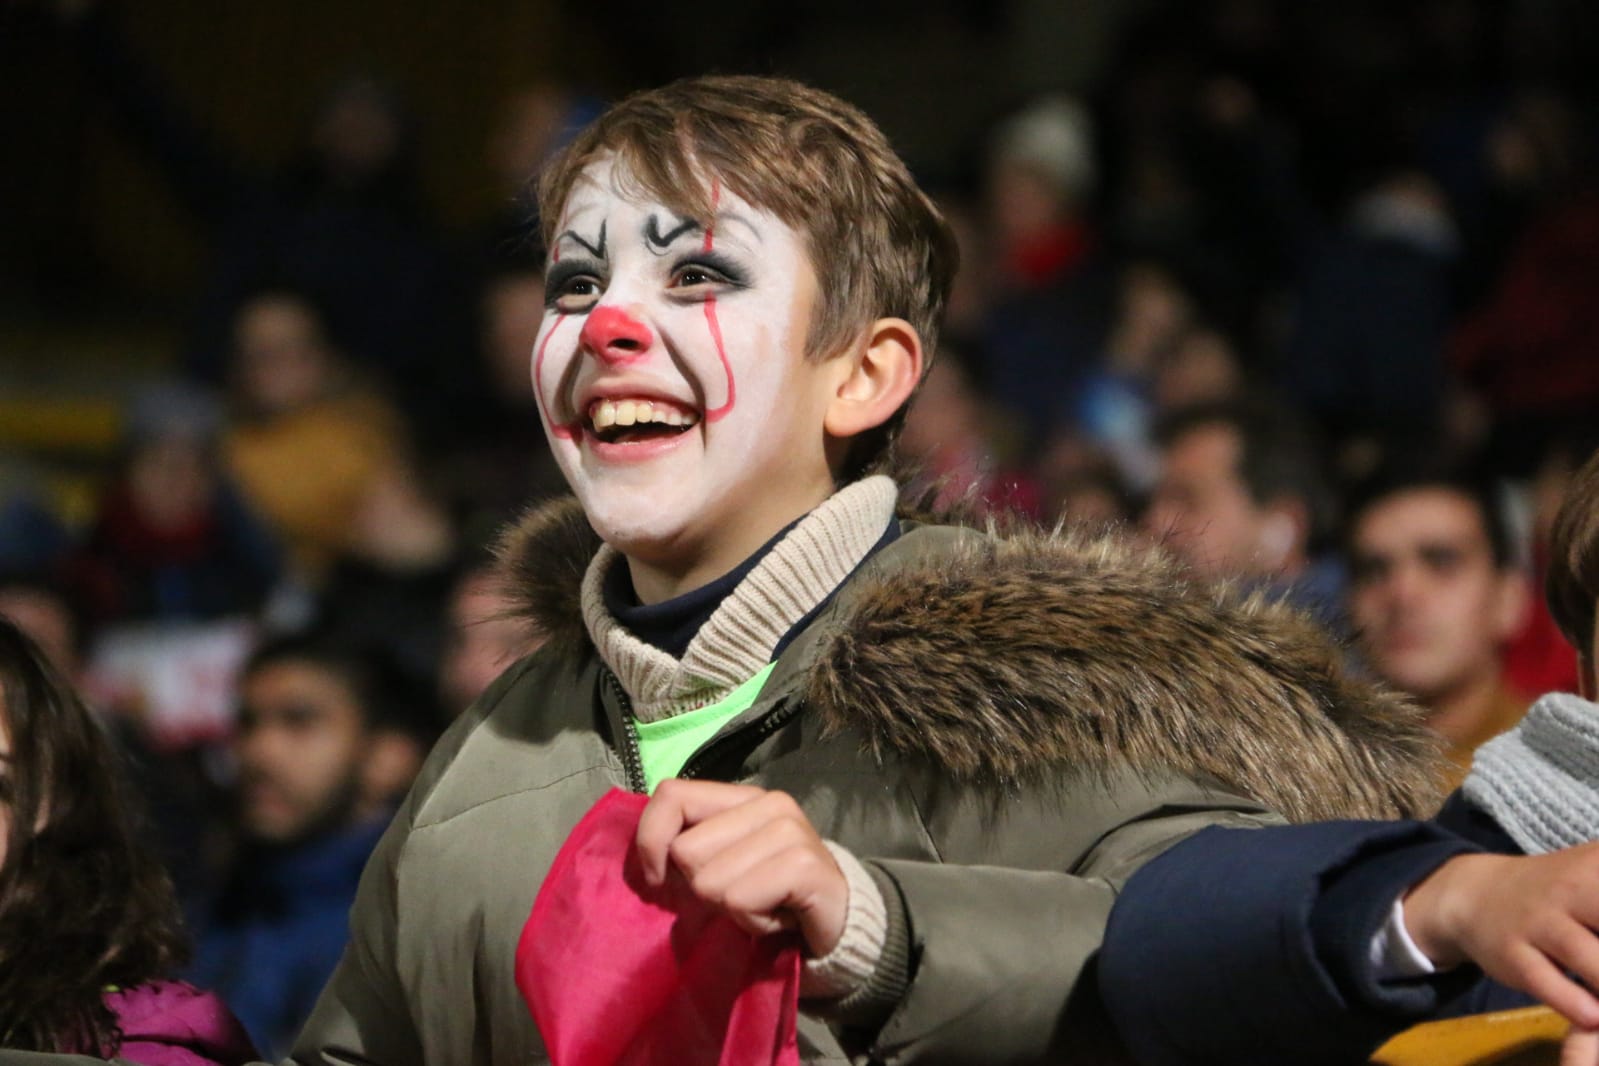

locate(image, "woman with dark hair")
(0, 616), (254, 1063)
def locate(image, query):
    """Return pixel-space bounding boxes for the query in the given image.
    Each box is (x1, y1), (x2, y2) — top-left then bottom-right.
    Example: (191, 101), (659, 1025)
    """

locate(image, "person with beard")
(185, 637), (418, 1059)
(1346, 463), (1532, 786)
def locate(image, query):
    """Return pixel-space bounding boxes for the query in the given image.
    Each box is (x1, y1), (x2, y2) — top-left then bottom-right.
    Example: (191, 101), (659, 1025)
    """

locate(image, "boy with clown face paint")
(56, 77), (1591, 1066)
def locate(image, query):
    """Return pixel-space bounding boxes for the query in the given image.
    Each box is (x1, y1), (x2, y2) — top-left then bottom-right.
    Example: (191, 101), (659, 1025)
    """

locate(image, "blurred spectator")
(1069, 256), (1246, 493)
(187, 635), (424, 1059)
(428, 263), (569, 532)
(1346, 463), (1530, 784)
(899, 350), (1040, 520)
(312, 459), (459, 704)
(1143, 397), (1344, 627)
(977, 95), (1113, 445)
(1281, 171), (1459, 457)
(0, 573), (85, 683)
(0, 615), (256, 1061)
(221, 290), (408, 585)
(63, 381), (273, 754)
(69, 380), (280, 629)
(472, 84), (605, 270)
(1033, 446), (1135, 530)
(60, 1), (462, 432)
(1099, 14), (1300, 348)
(987, 95), (1098, 291)
(1449, 185), (1599, 475)
(1426, 88), (1586, 310)
(438, 558), (540, 719)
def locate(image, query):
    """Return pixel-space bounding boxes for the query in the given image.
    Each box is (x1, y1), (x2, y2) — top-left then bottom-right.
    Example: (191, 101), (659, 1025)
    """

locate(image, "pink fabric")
(516, 789), (802, 1066)
(103, 980), (258, 1066)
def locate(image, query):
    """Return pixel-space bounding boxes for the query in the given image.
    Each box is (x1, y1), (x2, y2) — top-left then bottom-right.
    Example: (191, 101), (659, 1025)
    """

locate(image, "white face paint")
(532, 156), (841, 594)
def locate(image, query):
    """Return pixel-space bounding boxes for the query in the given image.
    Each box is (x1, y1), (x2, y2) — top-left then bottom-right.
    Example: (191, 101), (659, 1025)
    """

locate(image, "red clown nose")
(580, 306), (655, 365)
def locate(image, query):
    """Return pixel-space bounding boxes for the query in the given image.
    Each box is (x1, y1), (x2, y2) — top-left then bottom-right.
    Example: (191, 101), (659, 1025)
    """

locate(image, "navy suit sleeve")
(1433, 789), (1522, 854)
(1100, 821), (1495, 1066)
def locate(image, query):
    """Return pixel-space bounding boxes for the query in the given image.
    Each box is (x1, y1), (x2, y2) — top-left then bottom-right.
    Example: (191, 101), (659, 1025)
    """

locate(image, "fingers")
(1503, 944), (1599, 1031)
(1561, 1027), (1599, 1066)
(666, 790), (810, 884)
(1541, 917), (1599, 1021)
(717, 847), (845, 950)
(633, 780), (849, 956)
(680, 816), (844, 945)
(635, 779), (767, 885)
(677, 802), (815, 901)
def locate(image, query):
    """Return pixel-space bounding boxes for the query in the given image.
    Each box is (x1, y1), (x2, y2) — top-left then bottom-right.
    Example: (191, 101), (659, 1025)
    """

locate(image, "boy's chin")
(582, 496), (702, 560)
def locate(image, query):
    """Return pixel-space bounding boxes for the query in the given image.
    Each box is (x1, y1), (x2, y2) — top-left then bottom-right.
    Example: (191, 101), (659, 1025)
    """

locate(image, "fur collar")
(495, 496), (1445, 822)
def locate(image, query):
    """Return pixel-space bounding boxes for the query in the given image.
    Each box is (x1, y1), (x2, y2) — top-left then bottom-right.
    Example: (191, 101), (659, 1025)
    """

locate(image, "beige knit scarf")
(580, 476), (898, 722)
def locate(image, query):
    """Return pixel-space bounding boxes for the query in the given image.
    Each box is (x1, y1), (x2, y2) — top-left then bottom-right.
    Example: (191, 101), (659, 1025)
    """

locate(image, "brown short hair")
(536, 75), (959, 479)
(1547, 446), (1599, 657)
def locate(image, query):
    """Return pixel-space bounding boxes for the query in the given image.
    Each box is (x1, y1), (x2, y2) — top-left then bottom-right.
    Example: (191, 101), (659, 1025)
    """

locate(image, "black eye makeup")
(545, 258), (606, 311)
(668, 251), (750, 293)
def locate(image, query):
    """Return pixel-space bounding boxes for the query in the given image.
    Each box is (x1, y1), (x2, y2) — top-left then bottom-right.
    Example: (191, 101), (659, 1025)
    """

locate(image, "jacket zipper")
(678, 697), (804, 781)
(603, 669), (648, 793)
(608, 667), (804, 787)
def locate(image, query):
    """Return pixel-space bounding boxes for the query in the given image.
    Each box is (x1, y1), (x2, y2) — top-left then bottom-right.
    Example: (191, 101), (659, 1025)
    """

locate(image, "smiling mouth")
(587, 398), (700, 444)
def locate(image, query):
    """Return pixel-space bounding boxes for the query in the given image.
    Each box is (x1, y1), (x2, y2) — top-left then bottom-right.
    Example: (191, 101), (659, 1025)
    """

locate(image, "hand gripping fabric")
(516, 788), (802, 1066)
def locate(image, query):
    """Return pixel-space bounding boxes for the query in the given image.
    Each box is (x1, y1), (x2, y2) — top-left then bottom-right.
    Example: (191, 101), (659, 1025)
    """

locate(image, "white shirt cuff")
(1370, 895), (1441, 980)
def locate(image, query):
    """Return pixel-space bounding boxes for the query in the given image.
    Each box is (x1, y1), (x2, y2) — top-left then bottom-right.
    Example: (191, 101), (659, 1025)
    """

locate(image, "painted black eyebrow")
(644, 215), (700, 250)
(558, 219), (607, 259)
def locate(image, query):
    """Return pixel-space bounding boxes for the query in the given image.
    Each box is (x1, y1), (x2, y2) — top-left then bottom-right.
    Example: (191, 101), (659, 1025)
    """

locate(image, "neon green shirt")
(633, 663), (777, 792)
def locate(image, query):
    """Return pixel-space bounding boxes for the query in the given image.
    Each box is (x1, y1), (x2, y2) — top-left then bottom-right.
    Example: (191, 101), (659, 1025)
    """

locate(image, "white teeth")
(593, 403), (617, 429)
(614, 401), (637, 426)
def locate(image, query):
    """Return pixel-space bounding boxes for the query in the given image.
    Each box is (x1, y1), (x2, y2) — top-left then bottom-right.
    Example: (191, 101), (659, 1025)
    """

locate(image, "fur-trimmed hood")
(495, 496), (1445, 822)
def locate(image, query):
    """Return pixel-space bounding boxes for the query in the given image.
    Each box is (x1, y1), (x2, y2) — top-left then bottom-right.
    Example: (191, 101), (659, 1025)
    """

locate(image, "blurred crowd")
(1, 0), (1597, 1054)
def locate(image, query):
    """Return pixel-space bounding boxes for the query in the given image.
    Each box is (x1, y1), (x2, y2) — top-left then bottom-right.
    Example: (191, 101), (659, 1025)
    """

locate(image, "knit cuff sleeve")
(1463, 692), (1599, 855)
(801, 841), (890, 1000)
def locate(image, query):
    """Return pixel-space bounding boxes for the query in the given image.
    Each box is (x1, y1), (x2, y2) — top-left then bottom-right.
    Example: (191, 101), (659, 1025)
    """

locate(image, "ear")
(823, 317), (924, 441)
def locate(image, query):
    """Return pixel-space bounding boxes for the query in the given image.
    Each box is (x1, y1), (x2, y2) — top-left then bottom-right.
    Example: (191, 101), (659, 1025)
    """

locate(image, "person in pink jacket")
(0, 615), (254, 1065)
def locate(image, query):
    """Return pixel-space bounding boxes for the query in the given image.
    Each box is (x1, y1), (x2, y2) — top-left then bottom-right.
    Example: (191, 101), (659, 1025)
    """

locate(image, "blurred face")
(1154, 329), (1241, 412)
(1144, 423), (1273, 579)
(489, 87), (569, 192)
(128, 436), (214, 532)
(533, 156), (841, 597)
(234, 297), (335, 415)
(233, 660), (367, 844)
(0, 591), (78, 680)
(989, 161), (1065, 245)
(314, 85), (401, 185)
(440, 571), (535, 716)
(1113, 264), (1191, 369)
(1349, 489), (1523, 708)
